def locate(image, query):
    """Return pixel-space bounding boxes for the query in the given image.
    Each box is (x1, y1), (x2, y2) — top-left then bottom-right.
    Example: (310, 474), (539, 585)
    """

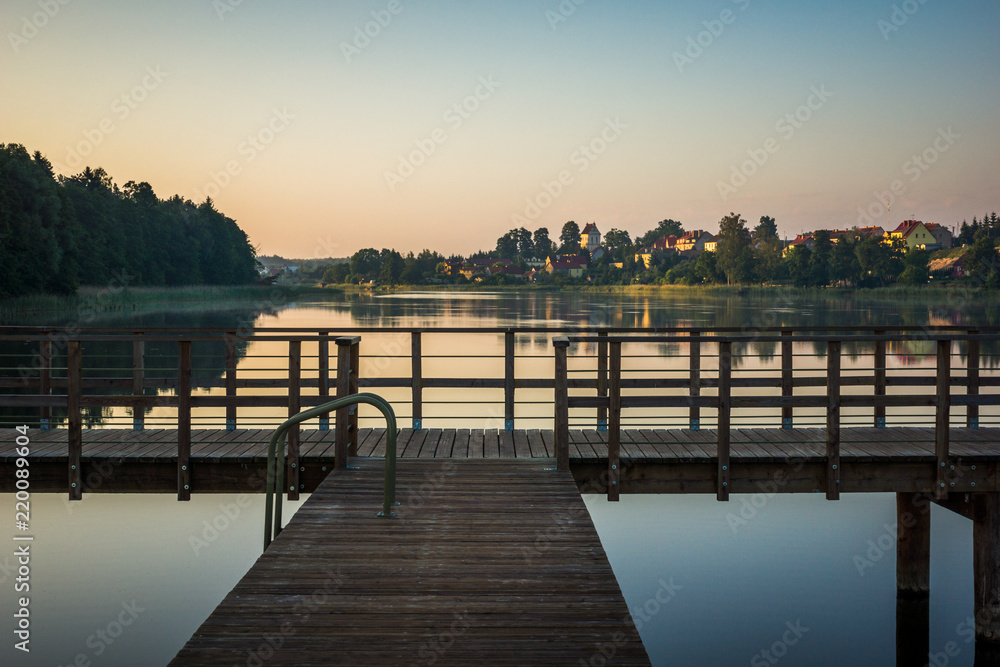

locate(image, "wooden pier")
(167, 458), (650, 666)
(2, 325), (999, 660)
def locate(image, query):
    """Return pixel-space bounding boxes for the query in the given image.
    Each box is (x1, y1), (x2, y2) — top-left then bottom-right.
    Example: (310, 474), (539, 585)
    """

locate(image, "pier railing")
(0, 325), (997, 500)
(553, 331), (1000, 502)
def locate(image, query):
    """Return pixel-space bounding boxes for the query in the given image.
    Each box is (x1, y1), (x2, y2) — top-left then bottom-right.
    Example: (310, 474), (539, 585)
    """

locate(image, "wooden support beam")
(827, 340), (841, 501)
(504, 330), (515, 431)
(781, 330), (793, 429)
(936, 339), (951, 500)
(717, 341), (731, 501)
(689, 331), (701, 430)
(67, 341), (82, 501)
(177, 341), (191, 501)
(225, 333), (237, 431)
(968, 331), (980, 429)
(553, 337), (570, 472)
(287, 340), (301, 501)
(132, 334), (145, 431)
(317, 332), (330, 430)
(411, 332), (422, 430)
(597, 331), (608, 431)
(874, 330), (887, 428)
(608, 341), (621, 502)
(974, 493), (1000, 648)
(39, 339), (51, 429)
(335, 336), (361, 469)
(897, 492), (930, 596)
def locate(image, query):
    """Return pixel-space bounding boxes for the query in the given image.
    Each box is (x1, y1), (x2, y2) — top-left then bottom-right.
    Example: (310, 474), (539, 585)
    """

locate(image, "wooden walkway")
(168, 458), (650, 666)
(5, 427), (999, 495)
(12, 425), (1000, 461)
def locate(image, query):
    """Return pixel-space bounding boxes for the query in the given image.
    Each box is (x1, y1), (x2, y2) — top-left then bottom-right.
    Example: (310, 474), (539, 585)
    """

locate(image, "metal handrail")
(263, 393), (398, 550)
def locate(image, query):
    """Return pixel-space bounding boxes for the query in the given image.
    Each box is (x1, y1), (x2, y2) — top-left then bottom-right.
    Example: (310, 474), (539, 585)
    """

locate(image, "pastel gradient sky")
(3, 0), (999, 258)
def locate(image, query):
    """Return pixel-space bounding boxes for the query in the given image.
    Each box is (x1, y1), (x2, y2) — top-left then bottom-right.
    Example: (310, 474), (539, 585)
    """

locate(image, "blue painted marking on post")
(319, 418), (330, 431)
(782, 417), (793, 430)
(40, 418), (49, 431)
(414, 418), (422, 431)
(505, 419), (514, 432)
(133, 418), (143, 432)
(970, 417), (979, 430)
(597, 419), (607, 432)
(690, 418), (700, 431)
(876, 417), (886, 429)
(226, 418), (236, 432)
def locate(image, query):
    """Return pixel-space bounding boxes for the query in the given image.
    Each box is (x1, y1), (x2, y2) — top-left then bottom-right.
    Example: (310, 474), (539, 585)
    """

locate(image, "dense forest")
(316, 214), (1000, 289)
(0, 143), (260, 297)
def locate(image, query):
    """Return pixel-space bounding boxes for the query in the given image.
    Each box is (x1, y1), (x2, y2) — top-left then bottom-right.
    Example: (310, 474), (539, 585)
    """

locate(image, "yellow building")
(886, 220), (934, 250)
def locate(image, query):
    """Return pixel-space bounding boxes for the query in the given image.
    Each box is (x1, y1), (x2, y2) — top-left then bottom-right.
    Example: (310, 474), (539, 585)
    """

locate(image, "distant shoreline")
(0, 281), (991, 320)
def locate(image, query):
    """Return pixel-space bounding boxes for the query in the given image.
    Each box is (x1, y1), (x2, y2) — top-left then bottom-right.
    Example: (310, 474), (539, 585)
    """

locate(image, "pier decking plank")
(167, 458), (650, 667)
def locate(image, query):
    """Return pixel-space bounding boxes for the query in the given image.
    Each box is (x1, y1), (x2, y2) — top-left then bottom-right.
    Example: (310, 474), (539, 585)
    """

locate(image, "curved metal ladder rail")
(264, 393), (398, 550)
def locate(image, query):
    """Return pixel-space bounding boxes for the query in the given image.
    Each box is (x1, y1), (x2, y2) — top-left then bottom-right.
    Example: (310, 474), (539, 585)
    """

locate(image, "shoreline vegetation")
(274, 216), (1000, 292)
(0, 282), (990, 321)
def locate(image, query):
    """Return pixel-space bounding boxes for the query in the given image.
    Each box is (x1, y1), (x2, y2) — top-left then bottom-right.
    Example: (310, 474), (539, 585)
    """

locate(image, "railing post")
(553, 337), (570, 472)
(178, 341), (192, 501)
(608, 341), (621, 502)
(505, 330), (515, 431)
(411, 332), (423, 430)
(967, 330), (980, 429)
(39, 339), (51, 429)
(287, 340), (301, 501)
(717, 341), (731, 502)
(318, 332), (330, 430)
(874, 329), (887, 428)
(597, 331), (608, 431)
(827, 340), (841, 501)
(335, 336), (361, 468)
(225, 332), (237, 431)
(67, 341), (82, 501)
(132, 333), (145, 431)
(935, 339), (951, 500)
(689, 331), (701, 430)
(349, 341), (360, 456)
(781, 330), (793, 429)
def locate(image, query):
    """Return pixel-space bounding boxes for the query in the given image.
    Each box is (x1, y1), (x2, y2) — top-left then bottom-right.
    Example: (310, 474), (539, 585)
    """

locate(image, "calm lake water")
(1, 288), (996, 666)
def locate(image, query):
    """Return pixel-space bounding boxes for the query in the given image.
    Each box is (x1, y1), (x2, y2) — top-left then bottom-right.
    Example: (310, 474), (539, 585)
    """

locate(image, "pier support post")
(597, 331), (608, 431)
(411, 332), (422, 430)
(781, 330), (793, 429)
(318, 332), (330, 430)
(553, 337), (569, 472)
(717, 341), (731, 502)
(874, 330), (886, 428)
(689, 331), (700, 430)
(335, 336), (361, 469)
(67, 341), (82, 501)
(225, 332), (238, 431)
(39, 339), (51, 429)
(967, 331), (980, 429)
(974, 493), (1000, 654)
(826, 341), (841, 501)
(935, 340), (951, 500)
(895, 492), (930, 666)
(132, 334), (145, 431)
(287, 341), (301, 501)
(178, 341), (192, 501)
(608, 341), (621, 501)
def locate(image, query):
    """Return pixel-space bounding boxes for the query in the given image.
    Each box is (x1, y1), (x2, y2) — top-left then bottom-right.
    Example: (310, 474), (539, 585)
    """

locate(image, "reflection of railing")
(1, 326), (998, 500)
(553, 331), (1000, 503)
(264, 392), (397, 551)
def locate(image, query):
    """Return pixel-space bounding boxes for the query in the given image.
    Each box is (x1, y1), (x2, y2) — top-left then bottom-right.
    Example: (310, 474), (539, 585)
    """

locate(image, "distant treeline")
(314, 214), (1000, 289)
(0, 143), (259, 297)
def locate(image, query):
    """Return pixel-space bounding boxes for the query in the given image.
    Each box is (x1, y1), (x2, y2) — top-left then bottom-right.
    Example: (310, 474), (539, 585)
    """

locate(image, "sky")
(2, 0), (999, 258)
